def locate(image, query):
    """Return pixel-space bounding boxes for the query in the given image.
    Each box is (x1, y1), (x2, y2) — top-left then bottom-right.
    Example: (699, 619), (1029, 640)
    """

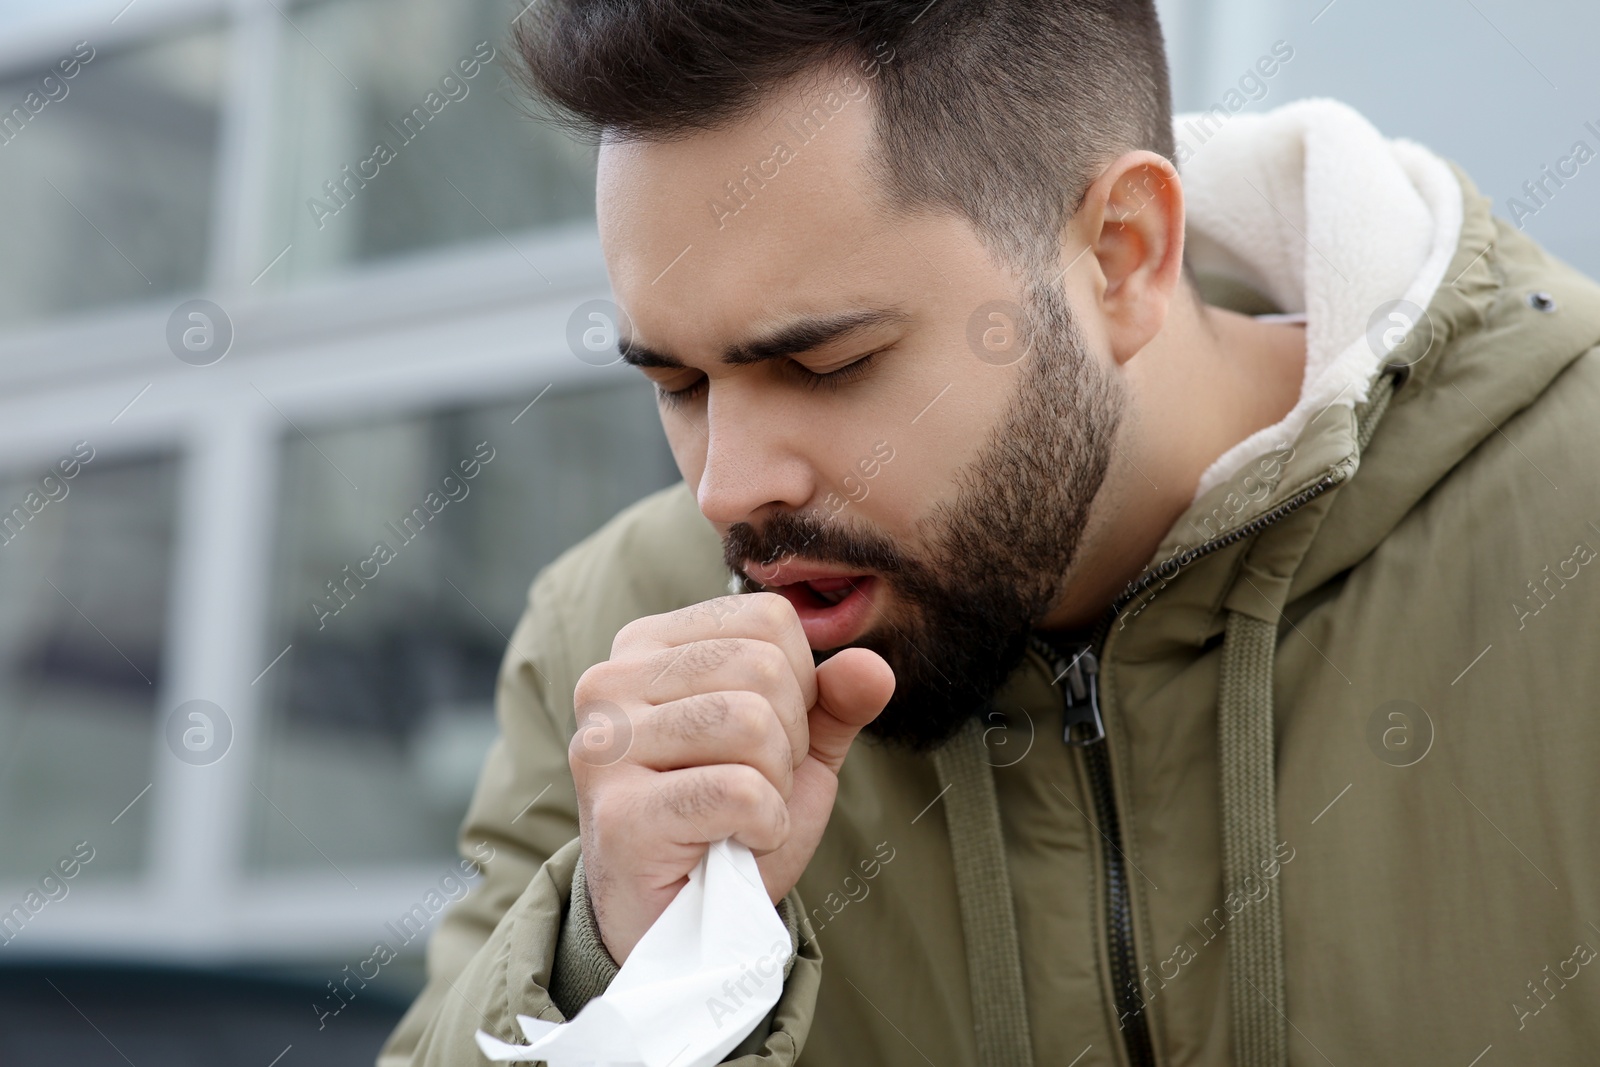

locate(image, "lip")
(739, 558), (883, 648)
(741, 558), (871, 588)
(762, 574), (878, 650)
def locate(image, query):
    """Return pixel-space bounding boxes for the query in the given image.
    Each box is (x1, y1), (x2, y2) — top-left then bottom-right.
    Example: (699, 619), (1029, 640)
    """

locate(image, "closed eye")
(655, 349), (884, 407)
(787, 349), (882, 392)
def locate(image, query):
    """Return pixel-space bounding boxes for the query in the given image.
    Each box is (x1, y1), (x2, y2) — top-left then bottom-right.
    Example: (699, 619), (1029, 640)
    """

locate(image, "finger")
(806, 647), (895, 774)
(629, 763), (791, 853)
(613, 592), (817, 708)
(628, 637), (809, 762)
(619, 691), (795, 799)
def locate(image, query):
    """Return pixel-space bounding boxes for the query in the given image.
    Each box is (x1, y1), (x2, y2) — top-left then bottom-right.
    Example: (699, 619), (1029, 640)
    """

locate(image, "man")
(380, 2), (1600, 1064)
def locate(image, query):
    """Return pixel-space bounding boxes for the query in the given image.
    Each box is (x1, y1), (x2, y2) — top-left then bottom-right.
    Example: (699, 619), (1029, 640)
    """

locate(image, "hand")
(568, 591), (894, 964)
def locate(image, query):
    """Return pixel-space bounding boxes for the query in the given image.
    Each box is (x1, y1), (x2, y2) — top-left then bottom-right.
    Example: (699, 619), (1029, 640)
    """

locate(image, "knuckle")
(573, 661), (614, 708)
(743, 640), (789, 691)
(736, 768), (789, 842)
(610, 617), (645, 657)
(745, 591), (795, 633)
(768, 793), (792, 839)
(722, 763), (771, 814)
(570, 700), (634, 769)
(768, 729), (798, 790)
(719, 690), (770, 742)
(729, 693), (793, 778)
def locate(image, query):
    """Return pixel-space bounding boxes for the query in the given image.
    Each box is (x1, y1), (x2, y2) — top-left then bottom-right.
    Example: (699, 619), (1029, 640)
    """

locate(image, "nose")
(694, 389), (816, 525)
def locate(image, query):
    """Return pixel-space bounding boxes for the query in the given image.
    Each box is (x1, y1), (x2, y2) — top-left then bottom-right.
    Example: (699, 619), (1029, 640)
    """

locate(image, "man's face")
(597, 66), (1127, 750)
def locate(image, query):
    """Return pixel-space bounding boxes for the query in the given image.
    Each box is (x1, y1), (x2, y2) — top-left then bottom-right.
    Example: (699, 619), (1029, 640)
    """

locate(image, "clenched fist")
(568, 591), (895, 964)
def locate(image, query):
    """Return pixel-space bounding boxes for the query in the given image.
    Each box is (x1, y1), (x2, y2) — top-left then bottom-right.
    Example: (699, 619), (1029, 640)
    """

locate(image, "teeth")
(810, 582), (851, 606)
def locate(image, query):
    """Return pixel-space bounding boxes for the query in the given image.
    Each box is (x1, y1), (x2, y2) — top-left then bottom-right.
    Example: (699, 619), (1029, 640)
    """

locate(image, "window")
(249, 381), (677, 873)
(0, 0), (638, 960)
(0, 26), (225, 328)
(261, 0), (597, 288)
(0, 450), (180, 880)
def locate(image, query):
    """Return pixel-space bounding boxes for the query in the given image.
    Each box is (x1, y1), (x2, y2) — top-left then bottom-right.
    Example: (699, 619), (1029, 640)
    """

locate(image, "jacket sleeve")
(549, 851), (810, 1018)
(376, 566), (824, 1067)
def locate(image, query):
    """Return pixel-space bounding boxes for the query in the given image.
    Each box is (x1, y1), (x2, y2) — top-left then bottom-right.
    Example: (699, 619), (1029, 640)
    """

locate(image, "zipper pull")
(1059, 647), (1105, 746)
(1030, 636), (1107, 746)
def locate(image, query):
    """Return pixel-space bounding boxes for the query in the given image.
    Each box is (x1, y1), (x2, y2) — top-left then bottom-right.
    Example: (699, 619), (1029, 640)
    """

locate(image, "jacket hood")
(1178, 97), (1465, 502)
(1135, 98), (1600, 618)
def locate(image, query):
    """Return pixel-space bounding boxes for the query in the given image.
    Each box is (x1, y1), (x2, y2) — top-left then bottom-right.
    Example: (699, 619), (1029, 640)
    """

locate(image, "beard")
(721, 273), (1125, 752)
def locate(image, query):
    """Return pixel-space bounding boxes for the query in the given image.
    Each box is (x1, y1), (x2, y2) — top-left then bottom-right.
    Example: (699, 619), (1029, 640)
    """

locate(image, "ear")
(1071, 151), (1186, 367)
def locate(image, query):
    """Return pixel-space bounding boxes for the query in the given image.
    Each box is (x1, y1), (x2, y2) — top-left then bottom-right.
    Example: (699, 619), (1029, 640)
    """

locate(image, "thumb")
(807, 647), (895, 774)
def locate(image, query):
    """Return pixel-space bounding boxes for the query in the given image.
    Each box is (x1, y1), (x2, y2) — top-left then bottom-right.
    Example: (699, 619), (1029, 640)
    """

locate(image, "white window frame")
(0, 0), (628, 959)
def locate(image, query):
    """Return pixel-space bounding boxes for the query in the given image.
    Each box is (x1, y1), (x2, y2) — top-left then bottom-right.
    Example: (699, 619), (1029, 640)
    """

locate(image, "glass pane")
(0, 450), (180, 880)
(0, 28), (224, 329)
(249, 379), (679, 872)
(263, 0), (597, 287)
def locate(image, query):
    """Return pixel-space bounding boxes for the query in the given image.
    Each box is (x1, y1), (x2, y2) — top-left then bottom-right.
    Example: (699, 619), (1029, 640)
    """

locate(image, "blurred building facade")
(0, 0), (679, 988)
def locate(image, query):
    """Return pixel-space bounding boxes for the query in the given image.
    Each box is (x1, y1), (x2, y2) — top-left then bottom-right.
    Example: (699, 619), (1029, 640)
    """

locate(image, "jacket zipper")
(1029, 635), (1157, 1067)
(1027, 470), (1340, 1067)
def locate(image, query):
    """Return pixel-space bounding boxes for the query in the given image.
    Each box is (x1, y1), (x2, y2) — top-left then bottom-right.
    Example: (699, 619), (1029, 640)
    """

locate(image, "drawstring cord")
(1220, 368), (1398, 1066)
(934, 720), (1034, 1067)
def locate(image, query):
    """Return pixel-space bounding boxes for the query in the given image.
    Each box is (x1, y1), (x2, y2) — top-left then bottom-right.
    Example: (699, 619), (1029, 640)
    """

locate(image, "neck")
(1039, 286), (1308, 632)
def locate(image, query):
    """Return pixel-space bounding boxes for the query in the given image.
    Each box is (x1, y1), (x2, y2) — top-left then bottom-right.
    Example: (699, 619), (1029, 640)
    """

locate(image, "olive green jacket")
(379, 164), (1600, 1065)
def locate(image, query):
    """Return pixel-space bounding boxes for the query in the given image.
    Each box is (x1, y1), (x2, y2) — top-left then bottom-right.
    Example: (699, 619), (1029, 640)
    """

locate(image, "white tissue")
(476, 839), (792, 1067)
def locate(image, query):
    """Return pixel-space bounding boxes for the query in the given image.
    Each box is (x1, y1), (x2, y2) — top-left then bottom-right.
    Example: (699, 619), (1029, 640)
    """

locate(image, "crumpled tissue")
(475, 839), (791, 1066)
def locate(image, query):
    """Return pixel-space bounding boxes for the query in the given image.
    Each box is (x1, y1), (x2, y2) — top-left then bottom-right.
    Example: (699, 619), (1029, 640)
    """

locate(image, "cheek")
(879, 375), (1010, 509)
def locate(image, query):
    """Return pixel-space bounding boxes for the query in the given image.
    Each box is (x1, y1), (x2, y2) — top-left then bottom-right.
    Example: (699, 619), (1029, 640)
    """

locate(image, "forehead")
(595, 70), (933, 348)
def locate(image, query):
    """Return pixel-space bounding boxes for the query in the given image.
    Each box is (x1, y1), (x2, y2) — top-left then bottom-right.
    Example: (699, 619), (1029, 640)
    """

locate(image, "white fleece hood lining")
(1177, 98), (1466, 502)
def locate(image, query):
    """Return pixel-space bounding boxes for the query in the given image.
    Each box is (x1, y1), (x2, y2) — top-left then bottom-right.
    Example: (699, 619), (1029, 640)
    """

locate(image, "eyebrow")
(618, 306), (909, 370)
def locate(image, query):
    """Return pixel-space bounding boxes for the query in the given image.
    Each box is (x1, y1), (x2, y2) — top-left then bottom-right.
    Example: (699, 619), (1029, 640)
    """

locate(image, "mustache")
(722, 508), (907, 582)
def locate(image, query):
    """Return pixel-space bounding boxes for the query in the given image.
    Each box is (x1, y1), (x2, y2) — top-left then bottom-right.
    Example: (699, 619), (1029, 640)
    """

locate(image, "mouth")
(753, 573), (879, 650)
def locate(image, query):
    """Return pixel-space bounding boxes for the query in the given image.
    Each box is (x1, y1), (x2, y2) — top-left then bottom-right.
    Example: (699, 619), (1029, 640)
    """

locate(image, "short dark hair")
(510, 0), (1175, 272)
